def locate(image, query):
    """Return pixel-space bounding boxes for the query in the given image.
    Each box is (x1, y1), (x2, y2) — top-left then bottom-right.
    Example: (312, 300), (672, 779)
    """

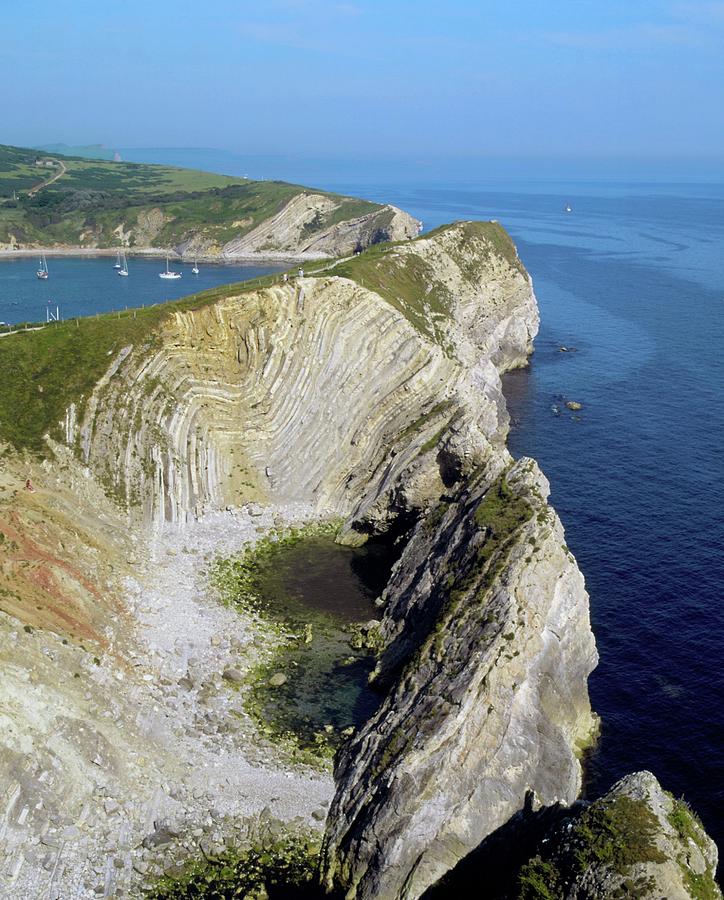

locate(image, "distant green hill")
(35, 143), (119, 161)
(0, 143), (407, 257)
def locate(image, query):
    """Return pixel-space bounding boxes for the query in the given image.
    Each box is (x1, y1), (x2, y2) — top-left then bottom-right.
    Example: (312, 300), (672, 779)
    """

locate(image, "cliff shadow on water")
(214, 525), (402, 758)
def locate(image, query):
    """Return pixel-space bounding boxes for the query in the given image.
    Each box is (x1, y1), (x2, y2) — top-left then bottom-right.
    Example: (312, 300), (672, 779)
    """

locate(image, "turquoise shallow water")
(0, 255), (286, 326)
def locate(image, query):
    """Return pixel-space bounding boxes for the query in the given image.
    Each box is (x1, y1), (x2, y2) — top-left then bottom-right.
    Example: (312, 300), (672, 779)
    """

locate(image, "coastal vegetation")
(314, 219), (525, 344)
(0, 143), (379, 250)
(144, 831), (321, 900)
(516, 796), (667, 900)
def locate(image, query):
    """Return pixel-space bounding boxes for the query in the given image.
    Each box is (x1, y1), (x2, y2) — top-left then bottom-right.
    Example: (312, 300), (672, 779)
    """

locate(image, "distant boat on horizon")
(117, 252), (129, 276)
(113, 251), (122, 269)
(159, 256), (181, 280)
(564, 202), (573, 213)
(36, 254), (49, 279)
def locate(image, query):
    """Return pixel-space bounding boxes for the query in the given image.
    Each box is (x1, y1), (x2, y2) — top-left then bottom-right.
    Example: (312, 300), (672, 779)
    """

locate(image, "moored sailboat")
(36, 254), (49, 279)
(159, 256), (181, 280)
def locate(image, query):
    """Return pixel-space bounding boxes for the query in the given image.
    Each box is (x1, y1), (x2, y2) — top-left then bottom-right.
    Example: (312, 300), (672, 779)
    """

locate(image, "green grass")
(0, 143), (239, 198)
(0, 274), (281, 453)
(330, 242), (450, 343)
(327, 220), (526, 345)
(668, 799), (720, 900)
(0, 142), (383, 251)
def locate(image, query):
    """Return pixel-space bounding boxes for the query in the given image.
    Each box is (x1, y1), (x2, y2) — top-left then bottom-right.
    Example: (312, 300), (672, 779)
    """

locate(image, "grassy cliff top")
(0, 143), (380, 249)
(0, 143), (241, 196)
(0, 221), (524, 454)
(308, 220), (527, 343)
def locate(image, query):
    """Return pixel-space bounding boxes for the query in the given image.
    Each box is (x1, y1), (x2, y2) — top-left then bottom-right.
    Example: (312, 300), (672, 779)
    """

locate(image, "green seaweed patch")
(144, 832), (322, 899)
(210, 522), (381, 765)
(516, 796), (668, 900)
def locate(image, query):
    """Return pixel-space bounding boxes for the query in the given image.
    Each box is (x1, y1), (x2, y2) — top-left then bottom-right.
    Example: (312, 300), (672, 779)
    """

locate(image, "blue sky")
(3, 0), (724, 171)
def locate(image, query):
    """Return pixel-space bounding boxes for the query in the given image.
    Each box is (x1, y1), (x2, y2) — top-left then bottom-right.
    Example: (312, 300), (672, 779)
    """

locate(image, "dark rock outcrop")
(320, 460), (598, 899)
(514, 771), (721, 900)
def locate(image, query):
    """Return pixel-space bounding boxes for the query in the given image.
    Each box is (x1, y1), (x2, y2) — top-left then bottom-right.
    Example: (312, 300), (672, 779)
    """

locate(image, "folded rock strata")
(0, 217), (609, 899)
(217, 194), (420, 260)
(66, 222), (538, 531)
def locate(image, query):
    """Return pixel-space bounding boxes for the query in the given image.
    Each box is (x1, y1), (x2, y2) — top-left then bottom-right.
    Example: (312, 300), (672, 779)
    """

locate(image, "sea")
(0, 257), (286, 327)
(2, 156), (722, 852)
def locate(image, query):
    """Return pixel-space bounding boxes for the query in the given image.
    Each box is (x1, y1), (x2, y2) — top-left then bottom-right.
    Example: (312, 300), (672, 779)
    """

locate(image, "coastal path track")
(27, 159), (67, 197)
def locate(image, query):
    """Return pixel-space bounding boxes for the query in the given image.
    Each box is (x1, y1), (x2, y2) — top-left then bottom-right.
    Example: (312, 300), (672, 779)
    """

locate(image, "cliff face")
(320, 460), (598, 899)
(59, 218), (599, 900)
(211, 195), (420, 260)
(66, 222), (537, 531)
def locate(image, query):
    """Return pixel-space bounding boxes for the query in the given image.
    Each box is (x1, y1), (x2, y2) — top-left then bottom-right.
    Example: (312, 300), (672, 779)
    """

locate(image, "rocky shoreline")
(0, 496), (335, 899)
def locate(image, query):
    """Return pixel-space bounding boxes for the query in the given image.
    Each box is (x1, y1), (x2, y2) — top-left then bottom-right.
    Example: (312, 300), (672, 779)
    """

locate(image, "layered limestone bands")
(320, 460), (598, 900)
(67, 223), (538, 530)
(214, 195), (420, 260)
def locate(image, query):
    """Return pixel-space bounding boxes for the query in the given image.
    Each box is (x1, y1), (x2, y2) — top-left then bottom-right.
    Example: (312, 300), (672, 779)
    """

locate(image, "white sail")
(159, 255), (181, 280)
